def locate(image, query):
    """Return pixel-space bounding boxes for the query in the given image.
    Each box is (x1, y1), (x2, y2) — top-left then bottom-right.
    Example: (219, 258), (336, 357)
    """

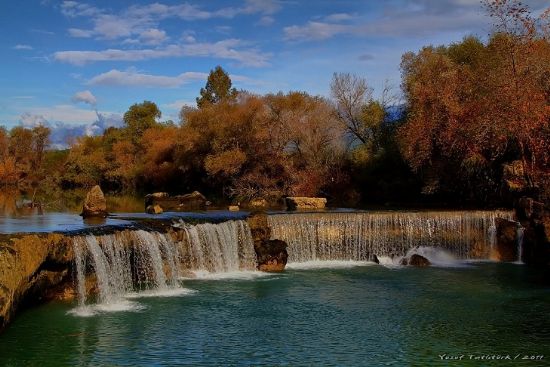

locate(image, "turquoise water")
(0, 263), (549, 366)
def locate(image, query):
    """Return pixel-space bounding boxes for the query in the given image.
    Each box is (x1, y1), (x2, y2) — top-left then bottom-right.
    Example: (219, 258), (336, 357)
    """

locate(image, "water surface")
(0, 263), (548, 366)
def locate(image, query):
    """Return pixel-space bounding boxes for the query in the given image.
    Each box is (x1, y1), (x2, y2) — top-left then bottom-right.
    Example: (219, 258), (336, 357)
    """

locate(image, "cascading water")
(71, 219), (257, 312)
(515, 226), (525, 264)
(176, 220), (256, 273)
(268, 211), (514, 263)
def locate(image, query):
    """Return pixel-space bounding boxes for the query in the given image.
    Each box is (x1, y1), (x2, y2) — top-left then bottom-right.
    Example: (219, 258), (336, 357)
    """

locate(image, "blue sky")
(1, 0), (547, 142)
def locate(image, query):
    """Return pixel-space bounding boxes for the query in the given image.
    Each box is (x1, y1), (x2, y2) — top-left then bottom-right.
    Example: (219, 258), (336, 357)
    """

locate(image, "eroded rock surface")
(81, 185), (108, 218)
(248, 213), (288, 272)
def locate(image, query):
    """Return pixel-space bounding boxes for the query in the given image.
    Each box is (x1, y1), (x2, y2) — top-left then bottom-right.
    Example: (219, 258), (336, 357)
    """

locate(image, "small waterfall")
(268, 211), (514, 263)
(516, 226), (525, 264)
(71, 219), (256, 310)
(177, 220), (256, 273)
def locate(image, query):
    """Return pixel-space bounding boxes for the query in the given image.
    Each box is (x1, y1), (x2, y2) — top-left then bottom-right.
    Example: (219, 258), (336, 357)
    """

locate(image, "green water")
(0, 263), (549, 366)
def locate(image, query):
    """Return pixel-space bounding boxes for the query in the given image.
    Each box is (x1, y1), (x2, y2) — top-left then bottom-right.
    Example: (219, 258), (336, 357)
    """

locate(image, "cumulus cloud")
(54, 40), (270, 67)
(59, 0), (282, 41)
(139, 28), (168, 45)
(13, 44), (33, 50)
(18, 110), (122, 148)
(72, 90), (97, 106)
(88, 69), (207, 88)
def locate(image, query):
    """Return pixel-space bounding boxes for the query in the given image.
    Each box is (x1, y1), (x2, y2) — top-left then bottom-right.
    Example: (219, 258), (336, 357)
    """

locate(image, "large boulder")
(285, 197), (327, 210)
(0, 233), (73, 332)
(248, 213), (288, 272)
(146, 204), (163, 214)
(401, 254), (431, 267)
(515, 197), (550, 266)
(493, 218), (520, 262)
(145, 191), (208, 212)
(81, 185), (107, 218)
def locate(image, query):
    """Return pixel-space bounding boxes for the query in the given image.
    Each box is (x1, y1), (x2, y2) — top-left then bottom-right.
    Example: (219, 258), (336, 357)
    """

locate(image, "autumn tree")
(196, 66), (238, 108)
(398, 0), (550, 203)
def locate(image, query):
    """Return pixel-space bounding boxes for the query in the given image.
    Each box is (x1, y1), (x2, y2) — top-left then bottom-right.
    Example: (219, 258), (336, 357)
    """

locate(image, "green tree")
(196, 66), (237, 108)
(123, 101), (161, 143)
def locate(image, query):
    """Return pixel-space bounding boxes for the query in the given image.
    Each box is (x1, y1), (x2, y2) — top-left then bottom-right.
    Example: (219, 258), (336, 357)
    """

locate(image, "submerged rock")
(401, 254), (431, 267)
(144, 191), (207, 212)
(81, 185), (108, 218)
(285, 197), (327, 210)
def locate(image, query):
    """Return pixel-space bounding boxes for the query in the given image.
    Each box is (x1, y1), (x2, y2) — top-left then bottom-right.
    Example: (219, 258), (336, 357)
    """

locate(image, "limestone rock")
(248, 212), (288, 272)
(285, 196), (327, 210)
(0, 234), (72, 332)
(228, 205), (240, 211)
(81, 185), (107, 218)
(249, 198), (268, 209)
(145, 191), (207, 212)
(146, 204), (163, 214)
(515, 197), (550, 266)
(492, 218), (519, 262)
(401, 254), (431, 267)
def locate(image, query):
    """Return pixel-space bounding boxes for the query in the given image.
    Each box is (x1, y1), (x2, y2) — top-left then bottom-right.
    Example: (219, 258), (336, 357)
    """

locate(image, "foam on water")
(125, 288), (197, 298)
(182, 270), (274, 280)
(68, 299), (146, 317)
(286, 260), (374, 270)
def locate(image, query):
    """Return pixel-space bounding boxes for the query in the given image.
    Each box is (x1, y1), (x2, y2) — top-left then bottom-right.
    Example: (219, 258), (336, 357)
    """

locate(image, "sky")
(0, 0), (548, 144)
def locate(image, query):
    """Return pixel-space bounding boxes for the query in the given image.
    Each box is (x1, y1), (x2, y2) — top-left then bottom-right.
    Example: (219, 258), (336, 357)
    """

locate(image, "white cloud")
(257, 16), (275, 26)
(68, 28), (94, 38)
(54, 40), (270, 67)
(19, 110), (123, 148)
(60, 1), (283, 42)
(72, 90), (97, 106)
(324, 13), (355, 22)
(87, 68), (265, 89)
(24, 105), (103, 125)
(163, 99), (195, 110)
(139, 28), (168, 45)
(13, 44), (33, 50)
(87, 69), (208, 88)
(284, 22), (352, 41)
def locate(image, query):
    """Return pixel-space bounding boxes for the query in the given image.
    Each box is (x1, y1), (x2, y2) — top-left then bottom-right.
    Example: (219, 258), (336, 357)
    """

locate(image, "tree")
(330, 72), (372, 144)
(196, 66), (237, 108)
(123, 101), (161, 143)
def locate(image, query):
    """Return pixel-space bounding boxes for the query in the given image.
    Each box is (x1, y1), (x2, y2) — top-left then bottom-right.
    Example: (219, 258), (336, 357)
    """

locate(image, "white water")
(70, 219), (256, 314)
(176, 220), (256, 273)
(515, 226), (525, 264)
(269, 211), (513, 264)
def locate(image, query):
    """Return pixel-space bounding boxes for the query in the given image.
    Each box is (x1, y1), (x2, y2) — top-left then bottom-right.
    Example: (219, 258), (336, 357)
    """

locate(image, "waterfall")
(268, 211), (514, 263)
(516, 226), (525, 264)
(177, 220), (256, 273)
(71, 219), (256, 310)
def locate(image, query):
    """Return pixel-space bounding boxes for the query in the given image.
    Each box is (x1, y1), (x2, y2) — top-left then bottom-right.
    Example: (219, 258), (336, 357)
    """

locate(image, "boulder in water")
(256, 239), (288, 272)
(248, 213), (288, 272)
(228, 205), (240, 212)
(401, 254), (431, 267)
(285, 197), (327, 210)
(493, 218), (519, 262)
(81, 185), (107, 218)
(514, 197), (550, 266)
(146, 204), (163, 214)
(144, 191), (207, 212)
